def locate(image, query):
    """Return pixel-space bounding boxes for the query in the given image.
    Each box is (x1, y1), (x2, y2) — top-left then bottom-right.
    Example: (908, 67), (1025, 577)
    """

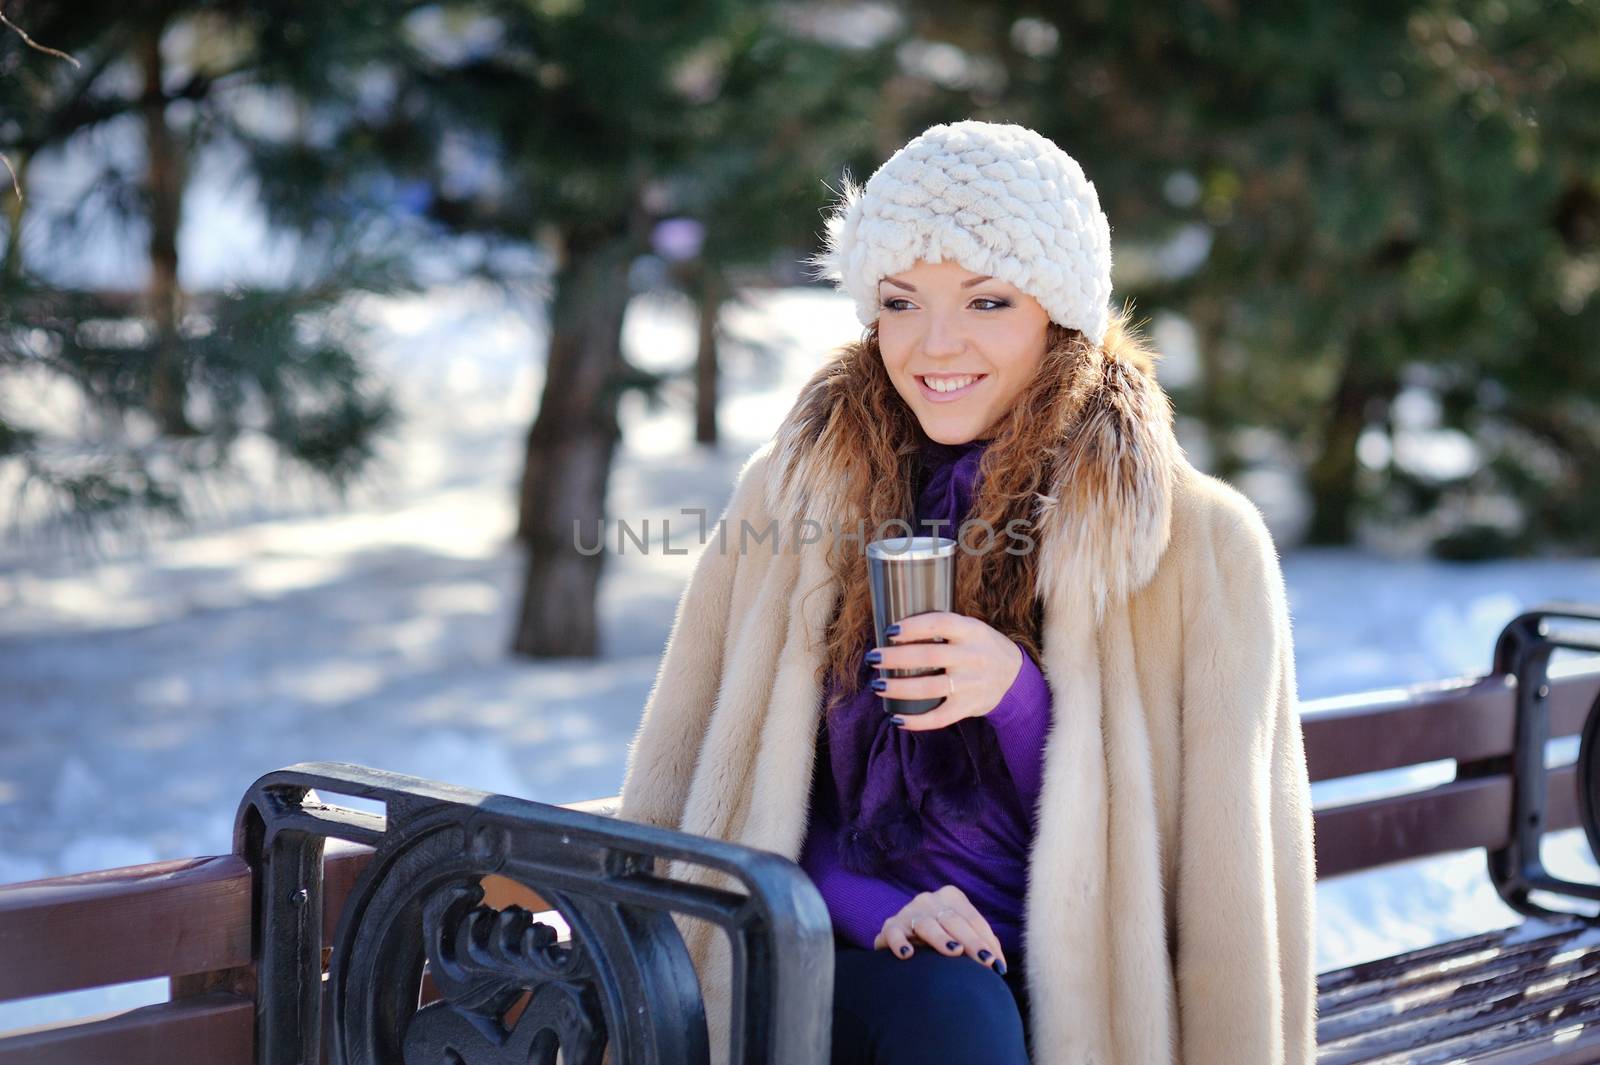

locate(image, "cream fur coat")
(615, 320), (1317, 1065)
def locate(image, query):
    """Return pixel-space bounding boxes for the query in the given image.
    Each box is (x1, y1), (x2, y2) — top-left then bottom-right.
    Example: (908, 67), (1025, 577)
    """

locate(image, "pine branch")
(1, 3), (84, 203)
(0, 6), (81, 68)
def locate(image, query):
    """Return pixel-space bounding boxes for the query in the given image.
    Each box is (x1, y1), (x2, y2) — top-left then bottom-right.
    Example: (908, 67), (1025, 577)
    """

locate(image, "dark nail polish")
(865, 649), (882, 664)
(885, 622), (901, 636)
(996, 960), (1007, 975)
(946, 940), (959, 951)
(978, 950), (992, 961)
(899, 945), (910, 957)
(890, 716), (904, 726)
(871, 678), (887, 692)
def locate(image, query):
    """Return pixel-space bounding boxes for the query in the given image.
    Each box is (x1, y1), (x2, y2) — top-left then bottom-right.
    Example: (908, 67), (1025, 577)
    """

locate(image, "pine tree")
(893, 1), (1600, 555)
(0, 1), (400, 546)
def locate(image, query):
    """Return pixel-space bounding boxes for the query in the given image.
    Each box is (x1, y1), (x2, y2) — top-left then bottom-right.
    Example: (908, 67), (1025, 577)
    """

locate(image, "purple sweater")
(796, 440), (1054, 957)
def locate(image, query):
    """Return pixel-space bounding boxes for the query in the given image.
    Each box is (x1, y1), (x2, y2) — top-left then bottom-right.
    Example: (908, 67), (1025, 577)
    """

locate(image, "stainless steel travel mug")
(866, 535), (956, 716)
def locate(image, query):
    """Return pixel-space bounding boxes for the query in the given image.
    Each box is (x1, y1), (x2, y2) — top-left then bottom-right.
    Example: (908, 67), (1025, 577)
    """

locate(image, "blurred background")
(3, 0), (1600, 1028)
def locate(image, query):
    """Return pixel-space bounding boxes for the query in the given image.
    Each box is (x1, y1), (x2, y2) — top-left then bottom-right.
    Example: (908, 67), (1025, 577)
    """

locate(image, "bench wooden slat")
(1325, 987), (1600, 1065)
(322, 840), (375, 946)
(1317, 919), (1585, 999)
(1303, 670), (1600, 784)
(1461, 1027), (1600, 1065)
(1304, 675), (1515, 782)
(1319, 924), (1588, 1018)
(1313, 765), (1580, 879)
(0, 842), (382, 1004)
(1367, 985), (1600, 1065)
(0, 856), (252, 1003)
(0, 992), (251, 1065)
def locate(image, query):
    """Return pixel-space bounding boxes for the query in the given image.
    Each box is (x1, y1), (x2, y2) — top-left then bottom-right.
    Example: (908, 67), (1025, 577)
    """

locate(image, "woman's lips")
(915, 374), (987, 403)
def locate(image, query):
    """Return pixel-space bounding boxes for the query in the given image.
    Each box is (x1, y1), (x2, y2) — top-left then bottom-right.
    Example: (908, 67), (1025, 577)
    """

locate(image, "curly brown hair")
(811, 313), (1117, 718)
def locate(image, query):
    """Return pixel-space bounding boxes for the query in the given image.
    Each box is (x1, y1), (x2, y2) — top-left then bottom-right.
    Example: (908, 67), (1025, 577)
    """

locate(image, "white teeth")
(924, 375), (977, 393)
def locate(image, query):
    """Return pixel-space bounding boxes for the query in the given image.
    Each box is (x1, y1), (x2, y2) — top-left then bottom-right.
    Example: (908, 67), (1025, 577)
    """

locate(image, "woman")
(617, 120), (1316, 1065)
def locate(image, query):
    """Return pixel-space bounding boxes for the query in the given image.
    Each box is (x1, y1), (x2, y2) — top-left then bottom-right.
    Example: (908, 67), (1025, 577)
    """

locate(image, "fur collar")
(762, 309), (1186, 624)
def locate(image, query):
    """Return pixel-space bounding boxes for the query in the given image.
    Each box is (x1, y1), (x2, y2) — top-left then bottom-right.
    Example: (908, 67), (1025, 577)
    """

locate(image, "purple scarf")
(822, 435), (1014, 875)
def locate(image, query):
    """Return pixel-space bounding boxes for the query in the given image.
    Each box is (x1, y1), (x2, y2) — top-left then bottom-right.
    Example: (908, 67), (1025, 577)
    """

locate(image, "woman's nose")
(919, 309), (968, 359)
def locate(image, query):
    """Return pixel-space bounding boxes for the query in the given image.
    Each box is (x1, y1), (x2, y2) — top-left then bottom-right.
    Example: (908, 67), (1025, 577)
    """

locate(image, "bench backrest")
(1304, 603), (1600, 922)
(1305, 665), (1598, 877)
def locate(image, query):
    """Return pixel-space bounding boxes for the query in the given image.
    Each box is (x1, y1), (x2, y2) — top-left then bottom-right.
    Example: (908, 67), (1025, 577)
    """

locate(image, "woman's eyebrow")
(879, 274), (996, 293)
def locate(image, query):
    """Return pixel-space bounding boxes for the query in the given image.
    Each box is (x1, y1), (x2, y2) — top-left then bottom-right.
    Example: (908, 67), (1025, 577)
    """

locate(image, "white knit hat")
(809, 120), (1114, 346)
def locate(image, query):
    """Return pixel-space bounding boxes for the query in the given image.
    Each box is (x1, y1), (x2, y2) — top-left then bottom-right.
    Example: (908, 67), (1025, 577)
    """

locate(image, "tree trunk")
(140, 21), (194, 437)
(1305, 342), (1388, 545)
(694, 269), (720, 446)
(510, 227), (635, 658)
(1186, 293), (1242, 480)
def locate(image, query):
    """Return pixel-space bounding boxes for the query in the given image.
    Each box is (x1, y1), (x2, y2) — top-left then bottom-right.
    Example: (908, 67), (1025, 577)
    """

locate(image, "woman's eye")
(972, 298), (1010, 311)
(881, 297), (913, 312)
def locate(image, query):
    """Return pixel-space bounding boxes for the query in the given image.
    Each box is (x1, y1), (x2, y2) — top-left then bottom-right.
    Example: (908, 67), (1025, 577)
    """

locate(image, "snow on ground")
(3, 282), (1600, 1030)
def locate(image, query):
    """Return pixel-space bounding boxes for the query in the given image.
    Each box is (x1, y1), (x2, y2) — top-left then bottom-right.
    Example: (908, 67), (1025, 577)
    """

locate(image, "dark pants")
(829, 937), (1032, 1065)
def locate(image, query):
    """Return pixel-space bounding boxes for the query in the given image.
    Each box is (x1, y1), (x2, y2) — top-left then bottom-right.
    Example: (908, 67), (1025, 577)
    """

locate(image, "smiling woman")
(617, 119), (1314, 1065)
(875, 261), (1054, 444)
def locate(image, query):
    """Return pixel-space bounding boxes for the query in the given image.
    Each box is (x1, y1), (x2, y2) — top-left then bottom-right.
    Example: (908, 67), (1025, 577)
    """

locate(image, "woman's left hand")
(869, 611), (1023, 731)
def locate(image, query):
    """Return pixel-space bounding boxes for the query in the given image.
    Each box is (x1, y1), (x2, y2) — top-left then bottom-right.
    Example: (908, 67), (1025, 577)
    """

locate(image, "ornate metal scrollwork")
(235, 762), (833, 1065)
(406, 881), (602, 1064)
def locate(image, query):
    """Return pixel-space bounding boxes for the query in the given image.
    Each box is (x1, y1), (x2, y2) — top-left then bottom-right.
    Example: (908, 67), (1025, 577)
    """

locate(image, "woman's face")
(875, 259), (1052, 444)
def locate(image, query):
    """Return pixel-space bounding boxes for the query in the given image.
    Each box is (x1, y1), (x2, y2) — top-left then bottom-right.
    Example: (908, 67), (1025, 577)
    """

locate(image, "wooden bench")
(3, 603), (1600, 1064)
(1308, 602), (1600, 1063)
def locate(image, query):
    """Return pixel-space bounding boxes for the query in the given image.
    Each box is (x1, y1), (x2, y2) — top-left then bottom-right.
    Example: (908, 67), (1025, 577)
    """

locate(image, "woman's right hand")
(872, 884), (1008, 973)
